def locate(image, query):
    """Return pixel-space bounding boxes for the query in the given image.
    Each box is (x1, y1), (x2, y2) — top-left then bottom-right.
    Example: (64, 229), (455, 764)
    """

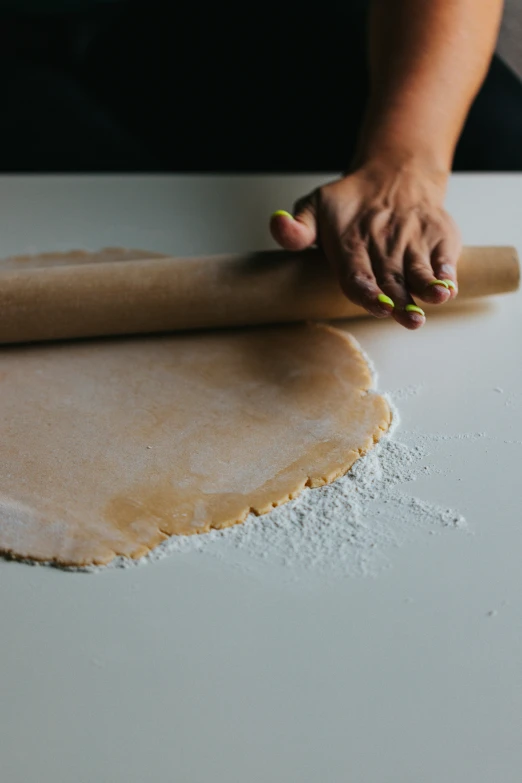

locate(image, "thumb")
(269, 192), (317, 251)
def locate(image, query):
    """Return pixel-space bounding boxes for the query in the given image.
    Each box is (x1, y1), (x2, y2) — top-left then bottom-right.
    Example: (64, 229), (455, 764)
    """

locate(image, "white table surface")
(0, 174), (521, 783)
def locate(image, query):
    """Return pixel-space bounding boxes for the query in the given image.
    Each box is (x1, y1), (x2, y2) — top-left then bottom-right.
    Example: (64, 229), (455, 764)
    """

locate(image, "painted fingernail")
(271, 210), (294, 220)
(428, 279), (449, 289)
(377, 293), (395, 309)
(405, 304), (425, 317)
(443, 279), (456, 290)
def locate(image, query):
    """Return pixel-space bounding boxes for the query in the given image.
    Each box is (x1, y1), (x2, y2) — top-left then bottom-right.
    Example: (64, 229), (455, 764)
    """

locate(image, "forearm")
(355, 0), (504, 174)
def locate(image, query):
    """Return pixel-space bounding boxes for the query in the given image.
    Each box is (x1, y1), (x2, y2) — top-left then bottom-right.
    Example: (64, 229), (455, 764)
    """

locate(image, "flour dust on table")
(105, 411), (468, 582)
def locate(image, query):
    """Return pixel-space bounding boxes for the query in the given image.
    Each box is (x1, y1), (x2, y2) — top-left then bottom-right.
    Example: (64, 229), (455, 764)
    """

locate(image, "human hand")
(270, 162), (461, 329)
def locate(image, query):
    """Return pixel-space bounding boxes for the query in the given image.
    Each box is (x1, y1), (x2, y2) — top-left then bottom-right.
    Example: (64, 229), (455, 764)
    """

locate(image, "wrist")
(348, 144), (451, 197)
(342, 155), (450, 208)
(352, 140), (451, 179)
(351, 105), (456, 181)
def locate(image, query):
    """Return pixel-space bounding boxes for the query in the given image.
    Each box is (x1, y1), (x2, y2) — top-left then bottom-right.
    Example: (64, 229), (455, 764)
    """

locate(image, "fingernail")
(271, 210), (294, 220)
(377, 293), (395, 309)
(428, 279), (449, 289)
(439, 264), (454, 277)
(443, 279), (456, 290)
(405, 304), (425, 317)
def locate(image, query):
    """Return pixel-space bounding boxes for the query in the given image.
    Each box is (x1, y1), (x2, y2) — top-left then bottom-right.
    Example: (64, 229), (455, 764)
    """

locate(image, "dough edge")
(0, 323), (392, 569)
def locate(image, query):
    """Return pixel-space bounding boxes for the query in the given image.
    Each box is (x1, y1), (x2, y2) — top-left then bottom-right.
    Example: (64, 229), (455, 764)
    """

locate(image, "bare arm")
(271, 0), (504, 329)
(358, 0), (504, 172)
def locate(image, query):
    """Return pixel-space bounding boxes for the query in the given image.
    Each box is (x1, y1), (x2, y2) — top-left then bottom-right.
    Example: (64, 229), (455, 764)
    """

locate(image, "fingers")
(405, 246), (452, 305)
(372, 255), (426, 330)
(330, 236), (395, 319)
(270, 192), (317, 251)
(430, 238), (460, 298)
(365, 217), (425, 330)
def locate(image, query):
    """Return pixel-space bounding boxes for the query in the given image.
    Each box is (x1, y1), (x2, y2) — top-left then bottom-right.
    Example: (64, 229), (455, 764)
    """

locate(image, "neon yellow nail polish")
(377, 294), (394, 308)
(405, 304), (425, 316)
(271, 210), (294, 220)
(443, 279), (456, 290)
(428, 279), (449, 289)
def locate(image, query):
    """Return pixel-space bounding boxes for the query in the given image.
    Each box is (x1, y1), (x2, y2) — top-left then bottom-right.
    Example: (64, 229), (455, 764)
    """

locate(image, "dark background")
(3, 0), (522, 172)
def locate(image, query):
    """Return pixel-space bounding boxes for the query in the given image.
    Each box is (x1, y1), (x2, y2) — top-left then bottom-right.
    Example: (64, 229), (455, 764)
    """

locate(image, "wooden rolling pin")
(0, 245), (519, 344)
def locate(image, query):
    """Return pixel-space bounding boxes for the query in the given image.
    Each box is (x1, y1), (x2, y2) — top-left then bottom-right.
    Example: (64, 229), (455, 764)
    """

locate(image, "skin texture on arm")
(271, 0), (504, 329)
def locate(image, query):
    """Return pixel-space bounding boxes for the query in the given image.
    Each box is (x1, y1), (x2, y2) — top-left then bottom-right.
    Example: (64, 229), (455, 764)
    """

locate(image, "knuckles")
(377, 270), (406, 288)
(343, 270), (375, 288)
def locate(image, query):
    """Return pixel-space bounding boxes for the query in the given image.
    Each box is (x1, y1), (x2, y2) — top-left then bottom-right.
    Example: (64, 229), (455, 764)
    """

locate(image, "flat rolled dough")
(0, 322), (390, 567)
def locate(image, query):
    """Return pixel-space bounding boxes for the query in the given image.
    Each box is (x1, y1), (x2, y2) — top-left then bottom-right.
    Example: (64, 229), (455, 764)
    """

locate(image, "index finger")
(327, 233), (395, 319)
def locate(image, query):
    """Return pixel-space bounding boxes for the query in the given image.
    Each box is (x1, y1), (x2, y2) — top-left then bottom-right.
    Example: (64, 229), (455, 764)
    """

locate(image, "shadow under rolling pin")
(0, 246), (519, 344)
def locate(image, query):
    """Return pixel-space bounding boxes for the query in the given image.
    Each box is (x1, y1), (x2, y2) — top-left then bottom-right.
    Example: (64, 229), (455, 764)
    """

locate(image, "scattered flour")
(90, 393), (469, 582)
(7, 387), (471, 580)
(388, 383), (424, 401)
